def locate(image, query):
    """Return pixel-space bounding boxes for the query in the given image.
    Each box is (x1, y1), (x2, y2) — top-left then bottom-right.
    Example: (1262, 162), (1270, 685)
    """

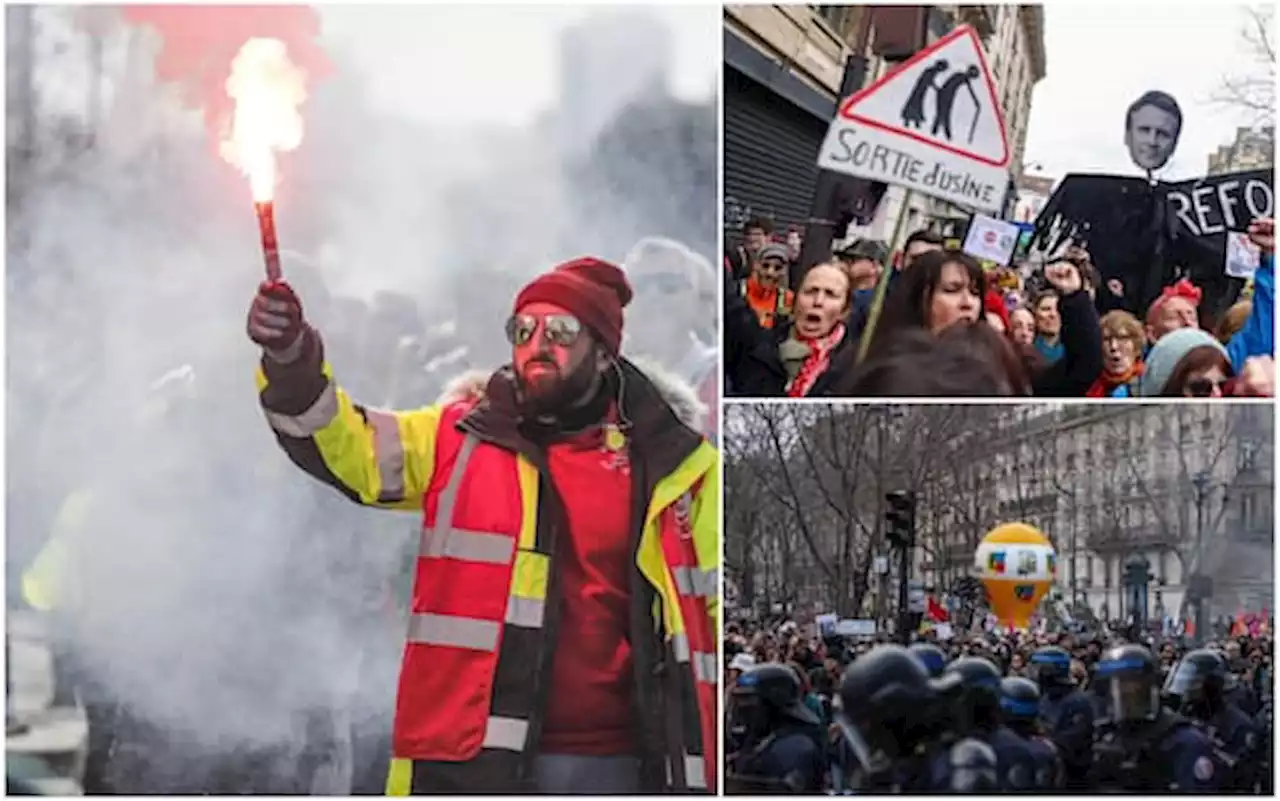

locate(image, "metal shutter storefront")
(723, 66), (828, 238)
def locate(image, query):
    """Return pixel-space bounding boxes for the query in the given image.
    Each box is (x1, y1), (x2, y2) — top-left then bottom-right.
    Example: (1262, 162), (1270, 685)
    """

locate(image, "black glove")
(247, 280), (306, 362)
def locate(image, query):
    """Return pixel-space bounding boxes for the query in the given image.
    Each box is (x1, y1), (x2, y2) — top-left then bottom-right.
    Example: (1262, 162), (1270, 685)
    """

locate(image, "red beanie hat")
(513, 257), (633, 355)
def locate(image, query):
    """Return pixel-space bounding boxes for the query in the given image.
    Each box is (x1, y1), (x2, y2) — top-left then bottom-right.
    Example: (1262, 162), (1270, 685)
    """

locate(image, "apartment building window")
(1238, 441), (1259, 472)
(815, 5), (852, 34)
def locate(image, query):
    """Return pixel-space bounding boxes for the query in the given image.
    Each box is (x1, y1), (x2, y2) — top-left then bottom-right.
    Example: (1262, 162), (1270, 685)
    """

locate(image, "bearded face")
(507, 300), (603, 413)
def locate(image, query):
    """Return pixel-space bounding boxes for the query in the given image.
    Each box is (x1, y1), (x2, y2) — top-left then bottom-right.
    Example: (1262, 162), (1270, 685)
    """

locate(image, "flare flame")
(221, 38), (308, 202)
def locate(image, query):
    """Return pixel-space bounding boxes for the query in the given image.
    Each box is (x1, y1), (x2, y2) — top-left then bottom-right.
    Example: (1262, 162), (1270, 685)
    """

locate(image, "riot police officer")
(834, 645), (972, 792)
(1164, 649), (1260, 791)
(1090, 643), (1222, 792)
(727, 663), (826, 793)
(1030, 644), (1094, 788)
(1000, 676), (1063, 790)
(940, 656), (1036, 791)
(909, 642), (948, 678)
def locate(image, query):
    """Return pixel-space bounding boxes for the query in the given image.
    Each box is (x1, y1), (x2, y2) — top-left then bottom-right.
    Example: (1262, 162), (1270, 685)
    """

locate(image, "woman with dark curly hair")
(866, 249), (985, 346)
(858, 251), (1100, 397)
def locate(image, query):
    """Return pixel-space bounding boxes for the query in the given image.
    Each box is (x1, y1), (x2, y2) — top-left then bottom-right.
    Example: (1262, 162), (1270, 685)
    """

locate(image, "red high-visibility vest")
(385, 405), (718, 794)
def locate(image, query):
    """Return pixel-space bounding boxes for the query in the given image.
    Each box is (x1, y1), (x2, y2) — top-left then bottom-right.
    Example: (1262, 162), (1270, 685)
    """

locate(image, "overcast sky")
(1024, 4), (1272, 182)
(317, 4), (718, 126)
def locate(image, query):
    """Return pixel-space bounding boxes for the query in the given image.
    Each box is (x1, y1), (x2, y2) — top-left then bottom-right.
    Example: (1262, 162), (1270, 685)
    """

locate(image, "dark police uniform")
(836, 645), (962, 792)
(1165, 647), (1262, 792)
(731, 725), (826, 793)
(728, 663), (826, 793)
(1091, 644), (1222, 793)
(1000, 675), (1063, 791)
(1032, 646), (1094, 788)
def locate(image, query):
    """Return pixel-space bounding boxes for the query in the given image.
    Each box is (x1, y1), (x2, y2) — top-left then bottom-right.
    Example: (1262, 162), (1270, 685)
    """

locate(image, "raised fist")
(247, 280), (307, 362)
(1044, 260), (1083, 295)
(1247, 218), (1274, 254)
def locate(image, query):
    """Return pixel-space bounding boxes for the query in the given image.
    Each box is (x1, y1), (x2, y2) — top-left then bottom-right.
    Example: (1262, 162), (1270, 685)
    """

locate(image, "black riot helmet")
(944, 656), (1003, 733)
(836, 645), (942, 775)
(731, 663), (820, 732)
(1163, 649), (1228, 717)
(909, 642), (948, 677)
(1000, 676), (1042, 724)
(1029, 645), (1073, 691)
(1095, 644), (1161, 725)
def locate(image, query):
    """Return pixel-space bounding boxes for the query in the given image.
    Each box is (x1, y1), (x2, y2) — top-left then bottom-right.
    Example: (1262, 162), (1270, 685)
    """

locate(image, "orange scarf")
(1086, 361), (1144, 398)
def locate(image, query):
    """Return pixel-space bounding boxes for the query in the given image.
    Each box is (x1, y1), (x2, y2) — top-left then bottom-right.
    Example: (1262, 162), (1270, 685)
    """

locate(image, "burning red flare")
(221, 37), (308, 202)
(119, 6), (328, 280)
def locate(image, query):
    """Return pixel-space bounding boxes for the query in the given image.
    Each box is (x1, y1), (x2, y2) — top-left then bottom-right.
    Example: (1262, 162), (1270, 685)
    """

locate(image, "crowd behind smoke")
(6, 3), (716, 782)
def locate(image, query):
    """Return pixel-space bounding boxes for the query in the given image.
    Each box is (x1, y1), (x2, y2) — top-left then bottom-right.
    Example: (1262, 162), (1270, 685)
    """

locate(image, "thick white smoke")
(6, 4), (717, 790)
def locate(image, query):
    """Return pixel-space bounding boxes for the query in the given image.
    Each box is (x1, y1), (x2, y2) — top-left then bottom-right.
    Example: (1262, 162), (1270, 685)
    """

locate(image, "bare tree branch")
(756, 406), (840, 588)
(1210, 5), (1277, 130)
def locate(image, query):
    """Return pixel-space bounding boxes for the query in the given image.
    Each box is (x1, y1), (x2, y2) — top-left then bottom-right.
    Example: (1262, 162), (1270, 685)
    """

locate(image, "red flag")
(927, 595), (950, 623)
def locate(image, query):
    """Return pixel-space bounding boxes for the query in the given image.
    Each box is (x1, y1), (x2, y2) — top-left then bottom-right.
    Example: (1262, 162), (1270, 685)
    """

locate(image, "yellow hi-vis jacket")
(21, 489), (97, 613)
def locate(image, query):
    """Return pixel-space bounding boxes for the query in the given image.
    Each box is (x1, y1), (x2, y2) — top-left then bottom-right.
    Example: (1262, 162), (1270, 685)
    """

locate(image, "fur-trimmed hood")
(437, 356), (708, 433)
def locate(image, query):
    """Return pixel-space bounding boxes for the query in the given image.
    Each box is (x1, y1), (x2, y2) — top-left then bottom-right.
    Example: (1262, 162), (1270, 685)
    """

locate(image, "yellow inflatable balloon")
(974, 522), (1057, 630)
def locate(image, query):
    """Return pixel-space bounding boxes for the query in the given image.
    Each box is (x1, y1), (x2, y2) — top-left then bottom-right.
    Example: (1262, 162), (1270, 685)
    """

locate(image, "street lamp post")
(1057, 460), (1080, 612)
(1191, 470), (1210, 644)
(876, 412), (887, 626)
(885, 490), (917, 645)
(1070, 492), (1080, 608)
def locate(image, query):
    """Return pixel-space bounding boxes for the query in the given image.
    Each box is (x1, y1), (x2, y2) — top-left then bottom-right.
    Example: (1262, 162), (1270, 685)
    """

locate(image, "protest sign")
(1225, 231), (1261, 280)
(1031, 168), (1273, 314)
(962, 214), (1020, 265)
(817, 25), (1011, 215)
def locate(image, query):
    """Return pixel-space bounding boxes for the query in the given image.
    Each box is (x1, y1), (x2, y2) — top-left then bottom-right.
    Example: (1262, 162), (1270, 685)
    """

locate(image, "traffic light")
(884, 490), (916, 549)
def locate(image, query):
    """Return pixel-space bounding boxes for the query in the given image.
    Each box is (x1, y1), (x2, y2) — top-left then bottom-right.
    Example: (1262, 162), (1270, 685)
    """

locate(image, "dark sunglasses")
(505, 313), (582, 347)
(1185, 377), (1231, 398)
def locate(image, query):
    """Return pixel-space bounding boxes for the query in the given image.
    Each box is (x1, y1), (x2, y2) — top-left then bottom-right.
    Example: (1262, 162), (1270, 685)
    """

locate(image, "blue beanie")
(1138, 328), (1229, 397)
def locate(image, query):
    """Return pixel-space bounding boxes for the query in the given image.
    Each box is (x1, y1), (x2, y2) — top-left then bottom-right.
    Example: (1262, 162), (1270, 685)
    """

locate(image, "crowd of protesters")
(725, 609), (1274, 793)
(723, 217), (1275, 398)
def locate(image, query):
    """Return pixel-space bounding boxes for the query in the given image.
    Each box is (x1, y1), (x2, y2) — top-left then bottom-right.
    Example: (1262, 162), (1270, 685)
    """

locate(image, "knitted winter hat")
(513, 257), (633, 355)
(1138, 328), (1228, 397)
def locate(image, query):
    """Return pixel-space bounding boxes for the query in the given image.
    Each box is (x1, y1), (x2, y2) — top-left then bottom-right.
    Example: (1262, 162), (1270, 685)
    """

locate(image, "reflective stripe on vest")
(686, 755), (708, 791)
(671, 565), (719, 602)
(672, 633), (718, 685)
(262, 383), (406, 503)
(666, 753), (709, 792)
(263, 381), (339, 437)
(738, 281), (792, 317)
(366, 409), (406, 503)
(660, 488), (718, 792)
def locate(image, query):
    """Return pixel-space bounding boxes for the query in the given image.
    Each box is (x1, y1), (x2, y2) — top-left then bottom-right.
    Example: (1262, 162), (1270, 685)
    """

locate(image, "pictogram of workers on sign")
(900, 59), (951, 130)
(900, 60), (982, 145)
